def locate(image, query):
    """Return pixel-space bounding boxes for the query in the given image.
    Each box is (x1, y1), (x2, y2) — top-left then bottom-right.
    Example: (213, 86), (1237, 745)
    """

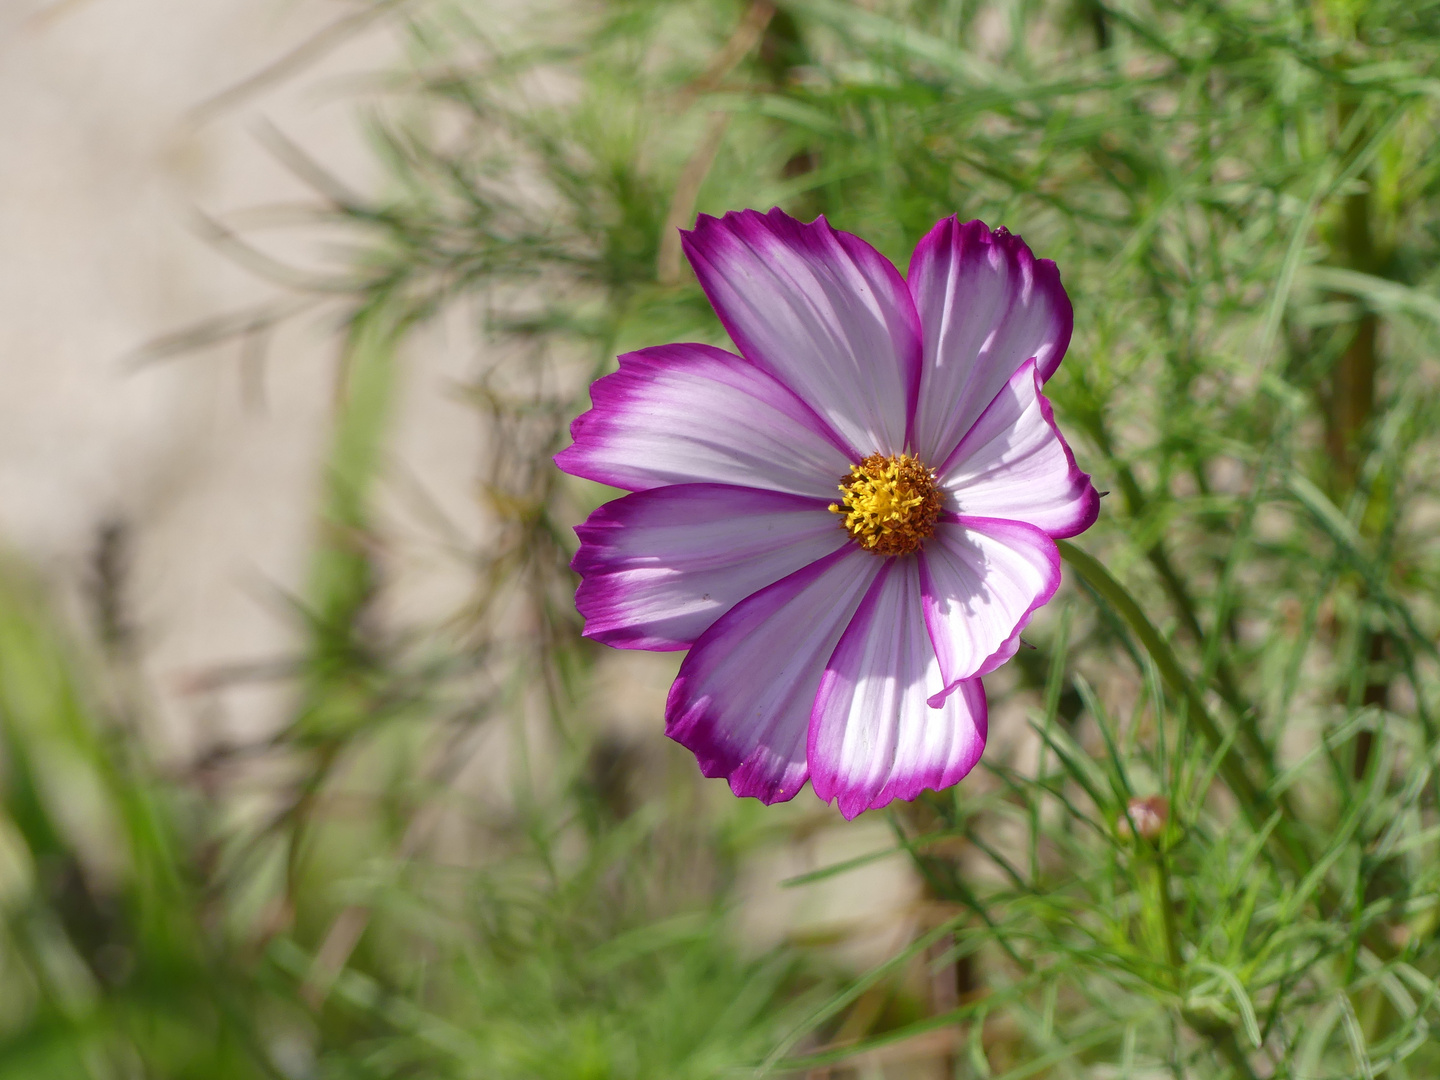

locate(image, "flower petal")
(682, 209), (922, 458)
(809, 560), (987, 819)
(938, 359), (1099, 538)
(908, 218), (1073, 466)
(666, 547), (880, 804)
(919, 516), (1061, 692)
(555, 343), (853, 497)
(573, 484), (846, 651)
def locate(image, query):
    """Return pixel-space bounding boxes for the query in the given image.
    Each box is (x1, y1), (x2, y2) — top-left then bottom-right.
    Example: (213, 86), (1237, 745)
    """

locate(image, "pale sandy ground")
(0, 0), (932, 1025)
(0, 0), (486, 752)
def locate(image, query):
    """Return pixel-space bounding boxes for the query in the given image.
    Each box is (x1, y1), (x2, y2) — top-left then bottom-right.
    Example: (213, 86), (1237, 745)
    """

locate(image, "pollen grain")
(829, 453), (942, 557)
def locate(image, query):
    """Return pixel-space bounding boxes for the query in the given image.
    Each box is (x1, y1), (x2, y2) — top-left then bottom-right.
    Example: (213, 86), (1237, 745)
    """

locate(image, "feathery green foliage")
(4, 0), (1440, 1076)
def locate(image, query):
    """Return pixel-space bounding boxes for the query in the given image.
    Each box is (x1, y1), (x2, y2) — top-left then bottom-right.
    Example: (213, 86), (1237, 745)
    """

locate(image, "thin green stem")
(1081, 417), (1272, 776)
(1057, 541), (1310, 879)
(1154, 853), (1184, 974)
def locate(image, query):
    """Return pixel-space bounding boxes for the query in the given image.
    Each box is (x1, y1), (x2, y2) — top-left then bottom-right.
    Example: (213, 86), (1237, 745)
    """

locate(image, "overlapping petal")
(555, 343), (853, 498)
(682, 209), (922, 458)
(919, 516), (1061, 694)
(666, 548), (879, 804)
(908, 218), (1073, 466)
(573, 484), (846, 651)
(809, 560), (987, 819)
(938, 359), (1099, 538)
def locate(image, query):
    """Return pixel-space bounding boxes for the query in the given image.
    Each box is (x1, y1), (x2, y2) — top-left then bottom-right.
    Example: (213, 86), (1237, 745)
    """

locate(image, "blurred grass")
(6, 0), (1440, 1076)
(0, 562), (270, 1076)
(0, 531), (820, 1080)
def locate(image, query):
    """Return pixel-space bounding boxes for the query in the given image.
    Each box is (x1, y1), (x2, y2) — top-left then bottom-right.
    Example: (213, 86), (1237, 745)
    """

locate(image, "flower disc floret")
(829, 453), (942, 557)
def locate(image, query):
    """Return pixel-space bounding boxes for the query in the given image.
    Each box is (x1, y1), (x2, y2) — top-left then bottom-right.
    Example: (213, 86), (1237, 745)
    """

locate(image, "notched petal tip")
(670, 688), (810, 804)
(919, 517), (1062, 691)
(665, 548), (878, 809)
(684, 205), (805, 233)
(555, 342), (853, 497)
(936, 358), (1100, 540)
(570, 484), (845, 654)
(829, 679), (989, 820)
(1030, 381), (1102, 539)
(907, 215), (1075, 466)
(809, 562), (990, 818)
(680, 205), (922, 459)
(911, 216), (1074, 375)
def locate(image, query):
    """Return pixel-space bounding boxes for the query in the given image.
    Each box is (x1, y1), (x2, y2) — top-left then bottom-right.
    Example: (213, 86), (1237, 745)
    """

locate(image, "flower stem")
(1153, 853), (1183, 973)
(1079, 416), (1270, 775)
(1057, 541), (1310, 879)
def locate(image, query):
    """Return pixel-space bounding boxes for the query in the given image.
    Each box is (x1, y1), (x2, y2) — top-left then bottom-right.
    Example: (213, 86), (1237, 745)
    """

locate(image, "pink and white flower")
(557, 209), (1098, 819)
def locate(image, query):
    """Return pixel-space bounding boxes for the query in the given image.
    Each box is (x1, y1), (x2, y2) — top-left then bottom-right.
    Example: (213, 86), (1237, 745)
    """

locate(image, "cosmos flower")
(556, 210), (1098, 819)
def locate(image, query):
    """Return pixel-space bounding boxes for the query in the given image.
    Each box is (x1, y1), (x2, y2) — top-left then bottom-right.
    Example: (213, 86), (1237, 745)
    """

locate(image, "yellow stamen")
(828, 453), (942, 557)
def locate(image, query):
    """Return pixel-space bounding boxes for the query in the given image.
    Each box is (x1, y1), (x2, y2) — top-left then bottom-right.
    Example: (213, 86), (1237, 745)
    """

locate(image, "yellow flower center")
(828, 453), (942, 557)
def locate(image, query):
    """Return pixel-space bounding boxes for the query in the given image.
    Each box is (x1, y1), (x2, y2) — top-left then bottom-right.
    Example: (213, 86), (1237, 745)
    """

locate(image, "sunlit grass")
(3, 0), (1440, 1076)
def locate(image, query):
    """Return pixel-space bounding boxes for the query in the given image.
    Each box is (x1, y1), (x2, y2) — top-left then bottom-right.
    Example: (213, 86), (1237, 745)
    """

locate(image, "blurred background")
(0, 3), (922, 1076)
(1, 0), (409, 751)
(2, 0), (1439, 1077)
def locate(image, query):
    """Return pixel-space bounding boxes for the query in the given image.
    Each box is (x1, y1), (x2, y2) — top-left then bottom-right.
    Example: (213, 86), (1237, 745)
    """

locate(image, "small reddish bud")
(1118, 795), (1168, 841)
